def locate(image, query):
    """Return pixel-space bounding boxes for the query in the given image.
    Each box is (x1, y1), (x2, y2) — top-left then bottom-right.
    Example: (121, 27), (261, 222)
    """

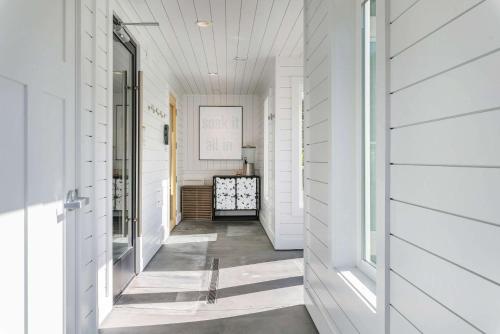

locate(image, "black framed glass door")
(112, 23), (138, 301)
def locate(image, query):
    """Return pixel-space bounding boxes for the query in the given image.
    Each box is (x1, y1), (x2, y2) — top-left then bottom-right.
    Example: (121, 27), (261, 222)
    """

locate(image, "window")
(361, 0), (376, 266)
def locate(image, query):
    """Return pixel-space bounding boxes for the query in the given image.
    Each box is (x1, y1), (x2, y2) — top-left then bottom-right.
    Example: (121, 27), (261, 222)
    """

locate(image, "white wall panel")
(391, 201), (500, 285)
(391, 1), (500, 91)
(389, 307), (421, 334)
(390, 0), (483, 56)
(78, 0), (109, 331)
(391, 236), (500, 333)
(391, 50), (500, 127)
(389, 0), (418, 22)
(391, 109), (500, 166)
(389, 5), (500, 330)
(390, 273), (478, 333)
(391, 165), (500, 225)
(270, 57), (304, 249)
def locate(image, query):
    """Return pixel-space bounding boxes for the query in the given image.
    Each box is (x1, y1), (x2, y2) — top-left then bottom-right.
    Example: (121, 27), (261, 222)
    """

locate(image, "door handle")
(64, 189), (90, 211)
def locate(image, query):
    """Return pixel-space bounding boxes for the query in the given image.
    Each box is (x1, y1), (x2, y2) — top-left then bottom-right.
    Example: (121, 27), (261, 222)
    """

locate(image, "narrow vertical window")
(300, 89), (304, 209)
(263, 97), (269, 200)
(362, 0), (376, 266)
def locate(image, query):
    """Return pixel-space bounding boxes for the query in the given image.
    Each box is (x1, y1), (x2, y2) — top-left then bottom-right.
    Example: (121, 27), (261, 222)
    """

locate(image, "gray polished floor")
(100, 220), (318, 334)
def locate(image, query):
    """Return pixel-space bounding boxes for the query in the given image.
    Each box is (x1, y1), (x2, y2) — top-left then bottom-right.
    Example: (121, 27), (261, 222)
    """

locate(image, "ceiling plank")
(290, 35), (303, 57)
(155, 0), (211, 94)
(210, 0), (228, 94)
(115, 0), (188, 94)
(249, 0), (304, 94)
(233, 0), (258, 95)
(245, 0), (293, 94)
(193, 0), (220, 92)
(278, 6), (303, 57)
(176, 0), (214, 94)
(225, 0), (242, 94)
(116, 0), (304, 96)
(127, 0), (196, 93)
(239, 0), (274, 94)
(145, 0), (205, 93)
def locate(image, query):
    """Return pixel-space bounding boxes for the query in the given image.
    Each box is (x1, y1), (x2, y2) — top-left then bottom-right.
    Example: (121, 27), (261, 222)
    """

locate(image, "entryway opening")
(169, 94), (177, 232)
(111, 16), (139, 301)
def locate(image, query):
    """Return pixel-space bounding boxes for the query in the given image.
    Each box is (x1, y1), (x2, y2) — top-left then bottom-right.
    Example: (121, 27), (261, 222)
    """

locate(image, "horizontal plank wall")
(75, 0), (183, 325)
(79, 0), (111, 330)
(388, 0), (500, 332)
(274, 56), (304, 249)
(259, 70), (276, 246)
(179, 95), (261, 182)
(304, 0), (337, 331)
(304, 0), (379, 332)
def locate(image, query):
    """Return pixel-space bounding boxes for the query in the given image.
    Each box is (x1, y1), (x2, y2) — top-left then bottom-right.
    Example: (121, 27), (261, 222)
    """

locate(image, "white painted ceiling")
(115, 0), (304, 95)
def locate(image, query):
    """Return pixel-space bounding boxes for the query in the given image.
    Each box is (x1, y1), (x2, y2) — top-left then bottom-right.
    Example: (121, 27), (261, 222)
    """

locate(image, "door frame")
(111, 17), (139, 301)
(169, 94), (177, 231)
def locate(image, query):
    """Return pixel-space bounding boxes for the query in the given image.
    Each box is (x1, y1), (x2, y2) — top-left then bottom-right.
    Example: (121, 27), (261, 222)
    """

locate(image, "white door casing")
(0, 0), (77, 333)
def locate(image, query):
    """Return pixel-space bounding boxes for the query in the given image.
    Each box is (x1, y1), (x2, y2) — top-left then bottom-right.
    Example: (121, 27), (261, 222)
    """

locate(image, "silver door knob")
(64, 189), (90, 211)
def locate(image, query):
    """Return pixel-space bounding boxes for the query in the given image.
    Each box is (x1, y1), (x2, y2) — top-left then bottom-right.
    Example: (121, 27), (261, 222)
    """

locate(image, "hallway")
(100, 220), (318, 333)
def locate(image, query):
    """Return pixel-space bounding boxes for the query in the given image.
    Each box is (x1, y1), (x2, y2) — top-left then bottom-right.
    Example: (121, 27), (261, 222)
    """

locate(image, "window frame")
(357, 0), (377, 281)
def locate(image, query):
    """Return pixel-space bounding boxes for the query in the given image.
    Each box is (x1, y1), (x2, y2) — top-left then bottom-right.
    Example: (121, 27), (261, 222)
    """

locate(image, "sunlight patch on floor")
(100, 285), (303, 328)
(164, 233), (218, 244)
(218, 258), (303, 289)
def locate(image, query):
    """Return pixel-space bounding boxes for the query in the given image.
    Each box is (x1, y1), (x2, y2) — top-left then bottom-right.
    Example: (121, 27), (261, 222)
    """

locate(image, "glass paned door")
(112, 31), (137, 300)
(112, 69), (133, 262)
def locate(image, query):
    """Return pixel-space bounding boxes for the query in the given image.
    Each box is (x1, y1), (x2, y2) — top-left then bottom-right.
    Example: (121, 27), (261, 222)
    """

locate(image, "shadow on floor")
(116, 276), (304, 305)
(144, 221), (304, 272)
(100, 220), (316, 333)
(100, 305), (318, 334)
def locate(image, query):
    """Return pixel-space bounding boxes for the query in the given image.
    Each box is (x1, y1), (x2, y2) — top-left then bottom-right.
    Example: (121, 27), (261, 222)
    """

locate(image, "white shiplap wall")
(304, 0), (500, 333)
(79, 0), (112, 331)
(260, 74), (276, 244)
(273, 56), (304, 249)
(303, 0), (378, 332)
(179, 95), (262, 183)
(77, 0), (182, 326)
(303, 0), (336, 330)
(388, 0), (500, 332)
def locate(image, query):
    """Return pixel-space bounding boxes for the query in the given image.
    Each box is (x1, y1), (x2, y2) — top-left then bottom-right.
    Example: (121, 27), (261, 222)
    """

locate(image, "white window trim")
(356, 0), (377, 282)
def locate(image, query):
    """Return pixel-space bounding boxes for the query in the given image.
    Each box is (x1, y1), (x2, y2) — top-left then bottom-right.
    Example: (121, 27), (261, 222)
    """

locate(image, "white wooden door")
(0, 1), (77, 333)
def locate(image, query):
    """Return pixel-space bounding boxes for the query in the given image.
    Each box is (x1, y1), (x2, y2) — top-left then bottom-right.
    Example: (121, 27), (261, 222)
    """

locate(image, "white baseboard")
(274, 235), (304, 250)
(259, 217), (275, 248)
(305, 287), (338, 334)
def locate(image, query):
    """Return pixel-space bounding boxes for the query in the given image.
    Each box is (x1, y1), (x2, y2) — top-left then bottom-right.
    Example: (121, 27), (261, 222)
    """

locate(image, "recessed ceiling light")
(208, 72), (218, 76)
(233, 56), (247, 61)
(196, 20), (212, 28)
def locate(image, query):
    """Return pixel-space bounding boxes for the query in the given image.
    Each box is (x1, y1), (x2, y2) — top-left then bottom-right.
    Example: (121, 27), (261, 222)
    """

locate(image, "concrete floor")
(100, 220), (318, 334)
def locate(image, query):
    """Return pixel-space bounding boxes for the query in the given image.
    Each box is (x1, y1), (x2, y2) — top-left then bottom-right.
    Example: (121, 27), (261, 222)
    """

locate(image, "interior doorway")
(112, 18), (138, 301)
(169, 95), (177, 231)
